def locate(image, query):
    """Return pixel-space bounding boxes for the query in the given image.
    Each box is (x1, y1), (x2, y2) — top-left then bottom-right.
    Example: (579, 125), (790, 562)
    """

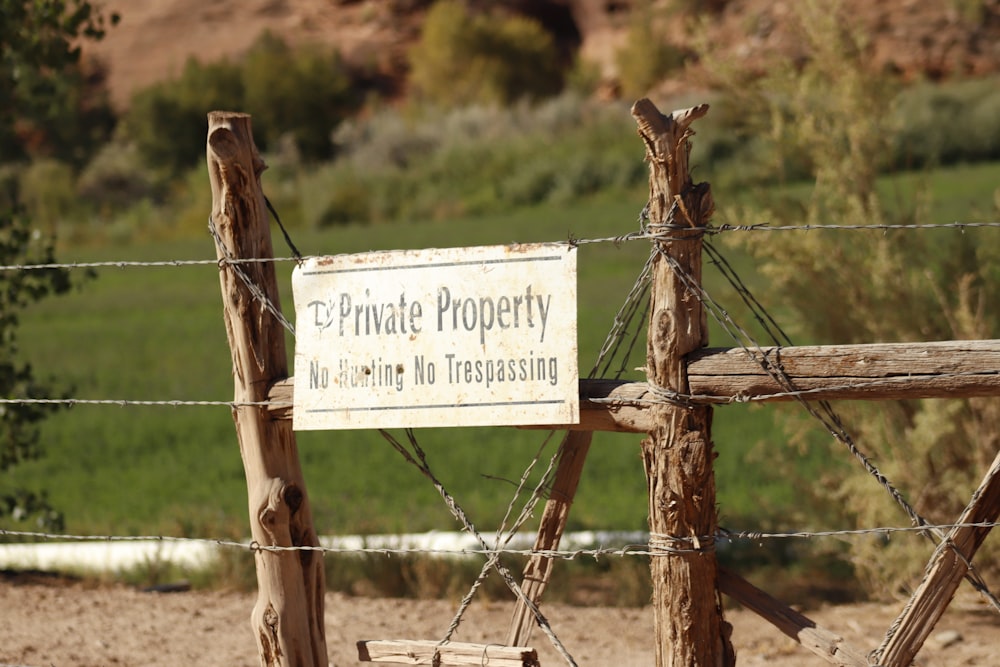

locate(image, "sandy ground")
(0, 575), (996, 666)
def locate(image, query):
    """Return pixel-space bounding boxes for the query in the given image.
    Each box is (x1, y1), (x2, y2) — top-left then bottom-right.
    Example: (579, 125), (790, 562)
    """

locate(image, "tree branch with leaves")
(0, 0), (116, 532)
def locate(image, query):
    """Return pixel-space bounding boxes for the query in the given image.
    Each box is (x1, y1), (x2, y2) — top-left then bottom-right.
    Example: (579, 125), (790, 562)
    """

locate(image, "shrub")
(299, 163), (373, 227)
(408, 1), (563, 107)
(614, 4), (687, 98)
(77, 139), (158, 213)
(126, 58), (245, 177)
(242, 31), (358, 161)
(312, 94), (643, 225)
(565, 55), (603, 97)
(126, 32), (360, 176)
(18, 159), (77, 227)
(0, 1), (119, 169)
(702, 1), (1000, 595)
(949, 0), (989, 23)
(891, 76), (1000, 169)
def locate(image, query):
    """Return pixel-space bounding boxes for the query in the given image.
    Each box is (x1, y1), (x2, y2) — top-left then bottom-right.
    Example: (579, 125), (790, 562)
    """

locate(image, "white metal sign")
(291, 244), (578, 430)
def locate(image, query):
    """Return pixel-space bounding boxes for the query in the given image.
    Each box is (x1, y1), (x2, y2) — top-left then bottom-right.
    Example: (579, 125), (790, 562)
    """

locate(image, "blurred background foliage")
(4, 0), (1000, 240)
(2, 0), (999, 599)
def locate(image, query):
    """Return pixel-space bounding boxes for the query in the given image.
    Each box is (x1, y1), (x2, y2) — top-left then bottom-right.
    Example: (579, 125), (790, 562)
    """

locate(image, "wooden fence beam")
(267, 378), (651, 432)
(876, 447), (1000, 667)
(358, 640), (538, 666)
(208, 111), (328, 667)
(687, 340), (1000, 402)
(633, 98), (735, 666)
(270, 339), (1000, 433)
(717, 568), (870, 667)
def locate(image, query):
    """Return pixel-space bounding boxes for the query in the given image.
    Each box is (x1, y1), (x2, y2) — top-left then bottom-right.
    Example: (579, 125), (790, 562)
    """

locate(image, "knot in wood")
(262, 604), (279, 628)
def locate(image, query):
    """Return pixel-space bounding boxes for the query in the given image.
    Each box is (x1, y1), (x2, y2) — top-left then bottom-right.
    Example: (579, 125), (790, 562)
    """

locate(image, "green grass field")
(6, 161), (999, 543)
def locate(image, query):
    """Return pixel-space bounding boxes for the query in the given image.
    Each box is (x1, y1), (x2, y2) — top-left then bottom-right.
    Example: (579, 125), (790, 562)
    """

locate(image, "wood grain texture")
(633, 98), (734, 667)
(271, 340), (1000, 434)
(687, 340), (1000, 401)
(505, 431), (593, 647)
(877, 448), (1000, 667)
(208, 111), (327, 667)
(358, 640), (539, 666)
(718, 568), (869, 667)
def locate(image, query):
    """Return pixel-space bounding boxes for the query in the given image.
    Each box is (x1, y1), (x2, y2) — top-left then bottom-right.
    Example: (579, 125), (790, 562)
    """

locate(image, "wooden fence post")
(633, 99), (735, 667)
(207, 111), (328, 666)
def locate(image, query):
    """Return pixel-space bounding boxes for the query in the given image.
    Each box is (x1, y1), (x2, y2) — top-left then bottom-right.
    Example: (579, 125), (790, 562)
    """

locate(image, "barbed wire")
(208, 215), (298, 335)
(3, 207), (998, 655)
(0, 397), (288, 408)
(0, 258), (225, 271)
(376, 428), (578, 665)
(3, 522), (998, 558)
(4, 364), (1000, 409)
(665, 235), (1000, 616)
(590, 369), (1000, 407)
(2, 219), (999, 273)
(711, 221), (1000, 233)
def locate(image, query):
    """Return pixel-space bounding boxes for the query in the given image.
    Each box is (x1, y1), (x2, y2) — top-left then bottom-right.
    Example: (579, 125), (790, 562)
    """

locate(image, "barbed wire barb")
(4, 521), (999, 556)
(1, 219), (999, 274)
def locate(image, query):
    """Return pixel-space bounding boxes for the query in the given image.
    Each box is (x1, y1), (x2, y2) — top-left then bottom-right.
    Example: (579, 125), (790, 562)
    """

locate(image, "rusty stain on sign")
(291, 244), (579, 430)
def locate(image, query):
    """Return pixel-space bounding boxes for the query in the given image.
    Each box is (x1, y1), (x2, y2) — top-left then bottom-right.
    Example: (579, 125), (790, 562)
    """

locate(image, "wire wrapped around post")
(632, 98), (735, 667)
(207, 110), (328, 667)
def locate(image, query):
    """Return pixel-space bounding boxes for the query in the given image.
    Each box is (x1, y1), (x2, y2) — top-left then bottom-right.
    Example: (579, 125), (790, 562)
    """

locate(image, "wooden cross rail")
(267, 339), (1000, 432)
(505, 431), (592, 647)
(357, 639), (539, 666)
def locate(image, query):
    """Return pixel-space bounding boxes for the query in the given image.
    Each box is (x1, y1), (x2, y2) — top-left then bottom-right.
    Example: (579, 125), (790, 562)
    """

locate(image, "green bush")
(702, 1), (1000, 596)
(127, 58), (244, 177)
(891, 76), (1000, 168)
(77, 139), (158, 214)
(949, 0), (989, 23)
(614, 5), (687, 98)
(299, 163), (373, 227)
(565, 55), (603, 97)
(0, 1), (118, 169)
(309, 95), (643, 226)
(408, 1), (563, 107)
(18, 159), (77, 227)
(242, 31), (358, 161)
(126, 32), (360, 176)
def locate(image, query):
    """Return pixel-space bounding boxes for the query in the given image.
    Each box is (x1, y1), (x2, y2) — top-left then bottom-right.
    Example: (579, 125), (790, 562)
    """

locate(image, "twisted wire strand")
(208, 215), (297, 336)
(5, 522), (998, 556)
(376, 428), (579, 666)
(666, 240), (1000, 619)
(2, 219), (998, 273)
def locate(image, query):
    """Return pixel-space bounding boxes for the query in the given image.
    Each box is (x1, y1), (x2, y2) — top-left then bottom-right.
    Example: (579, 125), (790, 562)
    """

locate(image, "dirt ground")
(0, 574), (996, 666)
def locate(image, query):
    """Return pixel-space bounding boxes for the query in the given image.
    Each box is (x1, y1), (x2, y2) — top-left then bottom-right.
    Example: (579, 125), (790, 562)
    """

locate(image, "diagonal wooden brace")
(718, 568), (870, 667)
(876, 447), (1000, 667)
(506, 430), (594, 647)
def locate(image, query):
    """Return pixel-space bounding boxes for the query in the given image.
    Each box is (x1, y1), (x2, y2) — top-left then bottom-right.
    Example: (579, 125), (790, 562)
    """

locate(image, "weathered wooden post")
(207, 111), (328, 666)
(632, 99), (735, 666)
